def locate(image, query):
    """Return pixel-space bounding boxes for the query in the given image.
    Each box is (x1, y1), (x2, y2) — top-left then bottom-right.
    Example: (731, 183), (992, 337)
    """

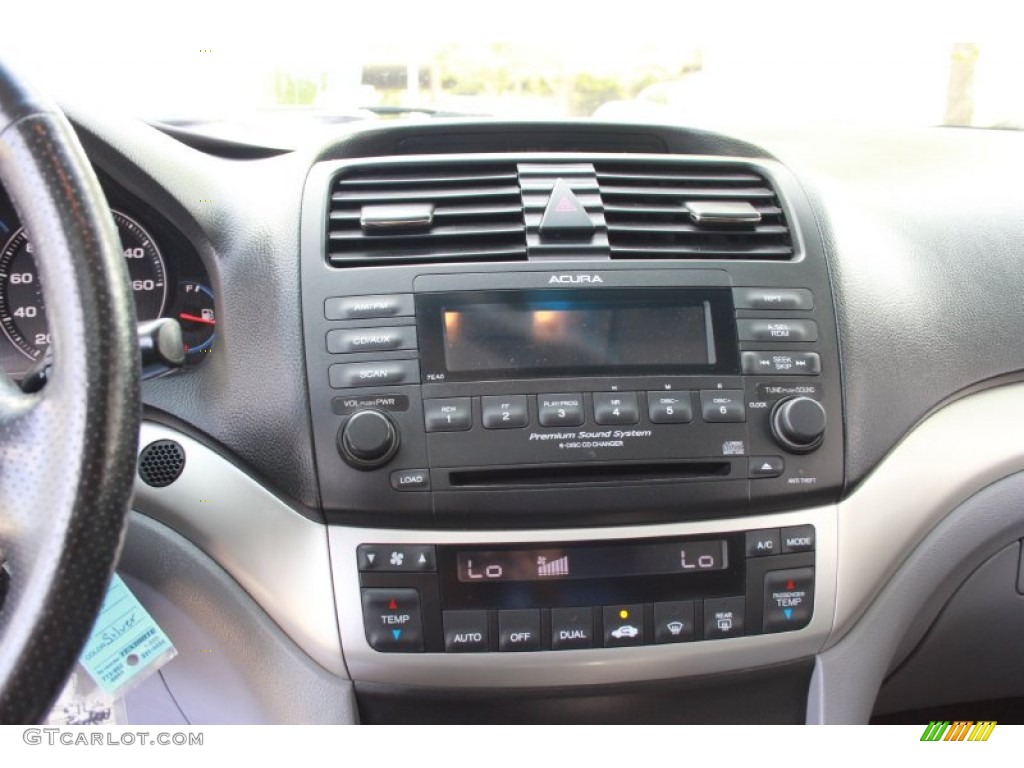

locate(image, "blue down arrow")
(392, 629), (402, 640)
(783, 608), (793, 620)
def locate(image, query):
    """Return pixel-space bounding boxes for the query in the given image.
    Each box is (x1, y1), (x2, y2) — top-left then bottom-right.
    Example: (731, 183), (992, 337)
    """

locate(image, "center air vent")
(595, 162), (795, 260)
(327, 163), (528, 266)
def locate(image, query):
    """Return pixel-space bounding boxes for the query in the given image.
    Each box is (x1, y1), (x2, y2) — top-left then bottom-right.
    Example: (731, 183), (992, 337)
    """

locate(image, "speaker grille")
(137, 439), (185, 488)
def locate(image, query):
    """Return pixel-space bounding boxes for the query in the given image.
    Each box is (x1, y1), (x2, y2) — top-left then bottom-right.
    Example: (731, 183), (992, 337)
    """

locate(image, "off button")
(498, 609), (541, 652)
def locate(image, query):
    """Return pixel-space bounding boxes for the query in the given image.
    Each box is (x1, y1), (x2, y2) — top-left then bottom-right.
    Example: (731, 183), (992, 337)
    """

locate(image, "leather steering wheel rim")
(0, 63), (140, 723)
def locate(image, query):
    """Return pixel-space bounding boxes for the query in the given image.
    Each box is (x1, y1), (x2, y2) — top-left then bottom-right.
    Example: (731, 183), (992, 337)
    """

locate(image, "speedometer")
(0, 210), (167, 360)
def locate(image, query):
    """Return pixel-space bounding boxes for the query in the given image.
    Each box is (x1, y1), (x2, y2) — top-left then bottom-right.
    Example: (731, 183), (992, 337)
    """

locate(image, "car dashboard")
(19, 111), (1024, 724)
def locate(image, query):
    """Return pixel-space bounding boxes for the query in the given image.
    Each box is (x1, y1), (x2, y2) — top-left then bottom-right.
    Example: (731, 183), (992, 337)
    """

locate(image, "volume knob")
(770, 397), (826, 454)
(338, 410), (399, 469)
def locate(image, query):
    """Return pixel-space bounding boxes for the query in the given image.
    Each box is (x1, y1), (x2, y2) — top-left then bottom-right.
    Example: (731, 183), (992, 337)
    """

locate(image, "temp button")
(763, 568), (815, 633)
(360, 588), (424, 652)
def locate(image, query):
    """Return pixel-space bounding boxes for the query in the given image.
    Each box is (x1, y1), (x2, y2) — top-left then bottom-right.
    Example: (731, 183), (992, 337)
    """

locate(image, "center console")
(300, 149), (842, 703)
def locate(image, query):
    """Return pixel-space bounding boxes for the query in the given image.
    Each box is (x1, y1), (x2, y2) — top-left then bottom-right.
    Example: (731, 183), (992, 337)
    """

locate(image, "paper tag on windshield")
(78, 573), (177, 698)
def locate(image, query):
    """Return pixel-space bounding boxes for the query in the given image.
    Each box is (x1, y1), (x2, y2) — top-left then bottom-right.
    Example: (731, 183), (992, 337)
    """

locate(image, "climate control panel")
(356, 526), (816, 654)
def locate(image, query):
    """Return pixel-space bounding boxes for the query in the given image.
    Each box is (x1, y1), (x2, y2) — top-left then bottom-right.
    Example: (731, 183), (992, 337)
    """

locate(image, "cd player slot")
(448, 461), (733, 488)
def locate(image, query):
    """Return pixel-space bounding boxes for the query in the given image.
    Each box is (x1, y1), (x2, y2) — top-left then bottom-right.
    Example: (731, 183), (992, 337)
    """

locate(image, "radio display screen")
(416, 288), (739, 381)
(455, 539), (728, 583)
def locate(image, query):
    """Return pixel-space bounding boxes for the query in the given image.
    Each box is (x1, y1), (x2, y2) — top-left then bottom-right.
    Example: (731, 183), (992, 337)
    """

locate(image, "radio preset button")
(593, 392), (640, 425)
(444, 610), (489, 653)
(424, 398), (473, 432)
(732, 288), (814, 311)
(498, 609), (542, 652)
(361, 588), (424, 652)
(538, 394), (584, 427)
(703, 597), (745, 640)
(647, 392), (693, 424)
(741, 351), (822, 376)
(551, 607), (595, 650)
(325, 294), (414, 321)
(700, 390), (746, 423)
(603, 604), (645, 647)
(481, 395), (529, 429)
(737, 319), (819, 342)
(327, 326), (417, 354)
(329, 360), (418, 389)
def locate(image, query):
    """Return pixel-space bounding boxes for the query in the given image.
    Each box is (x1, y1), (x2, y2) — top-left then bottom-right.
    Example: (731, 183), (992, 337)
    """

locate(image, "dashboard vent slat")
(595, 162), (795, 261)
(328, 163), (527, 266)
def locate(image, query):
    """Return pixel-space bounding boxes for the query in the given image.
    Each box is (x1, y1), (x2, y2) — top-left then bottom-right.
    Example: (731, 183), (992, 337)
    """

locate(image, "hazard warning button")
(539, 178), (595, 238)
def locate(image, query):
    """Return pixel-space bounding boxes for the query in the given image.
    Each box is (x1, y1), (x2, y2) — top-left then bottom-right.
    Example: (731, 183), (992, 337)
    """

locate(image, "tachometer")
(0, 211), (167, 360)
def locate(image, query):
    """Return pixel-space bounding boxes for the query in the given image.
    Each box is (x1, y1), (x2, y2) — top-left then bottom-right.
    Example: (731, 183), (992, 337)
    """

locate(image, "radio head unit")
(300, 158), (843, 529)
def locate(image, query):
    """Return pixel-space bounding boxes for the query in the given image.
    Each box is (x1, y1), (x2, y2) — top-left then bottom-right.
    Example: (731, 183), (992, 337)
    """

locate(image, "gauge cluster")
(0, 172), (215, 379)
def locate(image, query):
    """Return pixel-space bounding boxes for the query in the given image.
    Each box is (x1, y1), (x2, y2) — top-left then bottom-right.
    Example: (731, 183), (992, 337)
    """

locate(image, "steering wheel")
(0, 63), (140, 723)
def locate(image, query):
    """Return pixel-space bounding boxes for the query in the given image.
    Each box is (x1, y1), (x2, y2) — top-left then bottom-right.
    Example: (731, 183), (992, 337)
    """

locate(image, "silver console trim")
(128, 383), (1024, 692)
(329, 508), (838, 687)
(130, 422), (347, 678)
(828, 383), (1024, 641)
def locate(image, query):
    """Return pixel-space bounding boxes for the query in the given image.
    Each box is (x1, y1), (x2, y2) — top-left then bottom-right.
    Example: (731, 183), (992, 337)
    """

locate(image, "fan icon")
(390, 551), (404, 566)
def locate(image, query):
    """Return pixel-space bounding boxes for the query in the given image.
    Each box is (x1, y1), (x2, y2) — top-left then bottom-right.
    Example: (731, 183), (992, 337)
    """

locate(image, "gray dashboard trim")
(131, 422), (346, 678)
(807, 470), (1024, 723)
(829, 384), (1024, 640)
(119, 513), (357, 724)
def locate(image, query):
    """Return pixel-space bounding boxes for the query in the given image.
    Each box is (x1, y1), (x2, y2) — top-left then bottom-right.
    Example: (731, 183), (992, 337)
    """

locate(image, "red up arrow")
(786, 580), (795, 590)
(388, 599), (398, 610)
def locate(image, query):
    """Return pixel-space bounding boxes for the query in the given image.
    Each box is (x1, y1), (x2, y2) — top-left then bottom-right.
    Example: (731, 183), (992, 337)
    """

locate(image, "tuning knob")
(770, 397), (826, 454)
(338, 410), (399, 469)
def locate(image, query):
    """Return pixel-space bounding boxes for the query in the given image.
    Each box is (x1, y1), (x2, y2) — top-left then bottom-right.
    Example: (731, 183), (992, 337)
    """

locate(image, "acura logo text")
(548, 274), (604, 284)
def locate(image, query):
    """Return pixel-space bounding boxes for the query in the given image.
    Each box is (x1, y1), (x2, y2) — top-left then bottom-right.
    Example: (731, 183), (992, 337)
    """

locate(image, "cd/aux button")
(327, 326), (417, 354)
